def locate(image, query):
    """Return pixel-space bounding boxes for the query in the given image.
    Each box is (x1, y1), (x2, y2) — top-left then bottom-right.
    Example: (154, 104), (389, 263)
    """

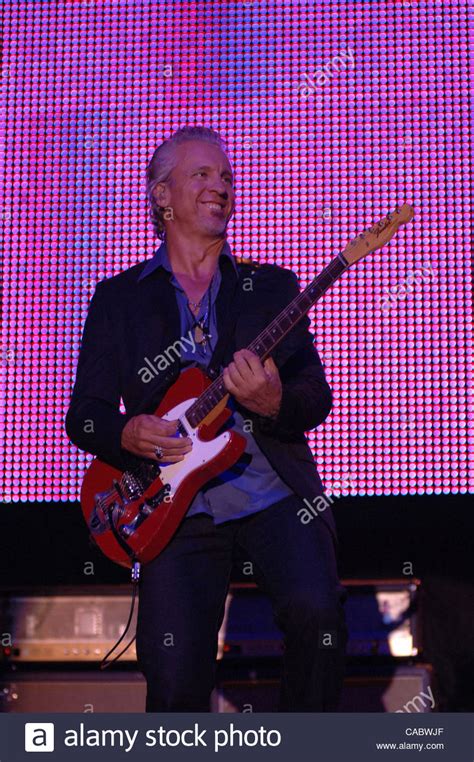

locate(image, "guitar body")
(80, 367), (246, 568)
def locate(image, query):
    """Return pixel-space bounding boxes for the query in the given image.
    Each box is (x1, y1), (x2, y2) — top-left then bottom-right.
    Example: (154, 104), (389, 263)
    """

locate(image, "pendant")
(194, 324), (205, 345)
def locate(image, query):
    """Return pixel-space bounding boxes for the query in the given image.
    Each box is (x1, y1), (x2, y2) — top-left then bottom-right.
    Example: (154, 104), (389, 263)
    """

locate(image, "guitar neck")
(185, 252), (349, 428)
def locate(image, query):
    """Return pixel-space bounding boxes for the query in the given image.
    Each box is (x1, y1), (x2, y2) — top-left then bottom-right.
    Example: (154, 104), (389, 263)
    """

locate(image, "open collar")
(137, 238), (237, 282)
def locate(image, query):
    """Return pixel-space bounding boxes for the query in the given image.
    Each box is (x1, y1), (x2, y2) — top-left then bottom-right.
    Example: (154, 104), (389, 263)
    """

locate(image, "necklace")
(187, 297), (204, 311)
(186, 278), (214, 348)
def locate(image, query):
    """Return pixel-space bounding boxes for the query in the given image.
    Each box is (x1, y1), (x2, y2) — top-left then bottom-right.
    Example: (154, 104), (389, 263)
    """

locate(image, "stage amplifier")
(0, 586), (138, 663)
(218, 578), (421, 659)
(0, 579), (420, 663)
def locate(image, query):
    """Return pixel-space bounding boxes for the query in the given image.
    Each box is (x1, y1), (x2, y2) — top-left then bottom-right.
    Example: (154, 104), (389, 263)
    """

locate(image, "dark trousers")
(136, 493), (347, 712)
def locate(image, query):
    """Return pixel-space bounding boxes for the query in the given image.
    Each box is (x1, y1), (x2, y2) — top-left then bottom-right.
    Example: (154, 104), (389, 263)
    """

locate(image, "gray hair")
(145, 126), (229, 239)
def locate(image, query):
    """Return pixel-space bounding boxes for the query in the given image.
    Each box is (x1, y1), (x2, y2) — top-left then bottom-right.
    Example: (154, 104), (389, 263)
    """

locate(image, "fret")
(206, 392), (219, 410)
(269, 323), (285, 338)
(261, 330), (276, 348)
(276, 313), (294, 333)
(287, 304), (303, 318)
(249, 331), (273, 358)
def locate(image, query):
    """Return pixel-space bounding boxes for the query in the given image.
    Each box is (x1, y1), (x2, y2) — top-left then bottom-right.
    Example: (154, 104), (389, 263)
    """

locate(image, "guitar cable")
(99, 561), (141, 670)
(97, 267), (243, 671)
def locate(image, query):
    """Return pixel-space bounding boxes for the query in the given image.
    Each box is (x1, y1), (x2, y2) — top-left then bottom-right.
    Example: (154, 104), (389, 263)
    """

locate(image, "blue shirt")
(140, 240), (293, 524)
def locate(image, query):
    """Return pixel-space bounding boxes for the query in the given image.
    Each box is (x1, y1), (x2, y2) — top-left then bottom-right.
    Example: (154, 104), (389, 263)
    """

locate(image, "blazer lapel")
(138, 266), (181, 344)
(132, 267), (182, 414)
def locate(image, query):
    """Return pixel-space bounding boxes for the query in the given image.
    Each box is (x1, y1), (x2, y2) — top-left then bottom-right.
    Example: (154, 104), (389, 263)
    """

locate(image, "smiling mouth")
(201, 202), (225, 213)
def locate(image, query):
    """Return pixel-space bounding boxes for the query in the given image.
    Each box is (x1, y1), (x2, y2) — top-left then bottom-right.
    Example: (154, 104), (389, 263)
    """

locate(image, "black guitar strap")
(205, 262), (249, 380)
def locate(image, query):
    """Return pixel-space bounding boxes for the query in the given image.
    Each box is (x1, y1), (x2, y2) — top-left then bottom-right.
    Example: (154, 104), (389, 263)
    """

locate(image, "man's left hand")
(222, 349), (282, 418)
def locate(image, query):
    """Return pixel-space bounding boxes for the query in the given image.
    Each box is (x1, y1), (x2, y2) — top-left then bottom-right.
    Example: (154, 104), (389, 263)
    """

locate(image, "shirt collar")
(137, 239), (237, 282)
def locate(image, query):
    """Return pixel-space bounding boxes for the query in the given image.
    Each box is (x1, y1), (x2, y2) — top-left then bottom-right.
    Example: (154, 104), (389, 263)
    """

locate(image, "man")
(66, 126), (347, 712)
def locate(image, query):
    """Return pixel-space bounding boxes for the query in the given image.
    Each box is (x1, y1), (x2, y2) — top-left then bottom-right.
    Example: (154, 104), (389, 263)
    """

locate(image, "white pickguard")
(159, 398), (231, 498)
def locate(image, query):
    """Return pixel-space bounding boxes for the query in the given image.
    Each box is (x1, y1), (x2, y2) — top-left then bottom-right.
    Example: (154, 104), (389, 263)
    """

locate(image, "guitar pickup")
(148, 483), (171, 508)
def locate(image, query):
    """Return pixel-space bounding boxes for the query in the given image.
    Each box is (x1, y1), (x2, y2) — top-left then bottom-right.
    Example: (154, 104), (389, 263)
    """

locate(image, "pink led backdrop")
(0, 0), (472, 501)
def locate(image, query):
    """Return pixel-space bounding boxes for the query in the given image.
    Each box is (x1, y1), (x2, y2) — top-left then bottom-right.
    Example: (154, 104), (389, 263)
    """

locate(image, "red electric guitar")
(81, 204), (414, 567)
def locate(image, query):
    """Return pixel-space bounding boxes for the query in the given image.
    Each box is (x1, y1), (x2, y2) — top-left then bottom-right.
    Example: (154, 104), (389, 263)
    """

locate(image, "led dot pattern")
(0, 0), (472, 502)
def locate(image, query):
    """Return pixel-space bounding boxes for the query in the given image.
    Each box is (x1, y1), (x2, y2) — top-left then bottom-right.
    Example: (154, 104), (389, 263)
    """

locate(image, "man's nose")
(210, 175), (230, 195)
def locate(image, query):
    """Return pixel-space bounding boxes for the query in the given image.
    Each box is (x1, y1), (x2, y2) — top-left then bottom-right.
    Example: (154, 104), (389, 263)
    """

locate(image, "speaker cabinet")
(212, 664), (434, 713)
(0, 664), (433, 713)
(0, 671), (147, 713)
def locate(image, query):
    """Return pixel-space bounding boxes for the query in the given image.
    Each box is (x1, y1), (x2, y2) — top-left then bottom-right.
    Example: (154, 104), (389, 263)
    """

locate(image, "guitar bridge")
(118, 483), (171, 539)
(89, 461), (163, 535)
(89, 496), (124, 535)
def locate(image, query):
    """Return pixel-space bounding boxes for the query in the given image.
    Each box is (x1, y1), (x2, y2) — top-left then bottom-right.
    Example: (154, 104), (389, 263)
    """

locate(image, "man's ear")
(227, 197), (236, 222)
(153, 181), (170, 209)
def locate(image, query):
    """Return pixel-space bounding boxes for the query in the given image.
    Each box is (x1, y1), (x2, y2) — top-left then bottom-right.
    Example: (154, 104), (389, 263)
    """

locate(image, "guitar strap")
(205, 262), (249, 380)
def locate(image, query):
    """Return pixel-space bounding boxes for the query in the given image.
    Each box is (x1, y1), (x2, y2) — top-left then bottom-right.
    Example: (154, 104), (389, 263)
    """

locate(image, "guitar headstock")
(342, 204), (414, 266)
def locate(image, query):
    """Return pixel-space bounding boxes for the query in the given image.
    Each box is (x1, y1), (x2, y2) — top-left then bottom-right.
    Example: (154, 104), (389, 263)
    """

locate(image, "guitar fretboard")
(184, 253), (348, 428)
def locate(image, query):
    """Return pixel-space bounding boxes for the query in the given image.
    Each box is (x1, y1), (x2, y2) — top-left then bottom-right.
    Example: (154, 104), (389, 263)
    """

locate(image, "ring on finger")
(154, 445), (164, 459)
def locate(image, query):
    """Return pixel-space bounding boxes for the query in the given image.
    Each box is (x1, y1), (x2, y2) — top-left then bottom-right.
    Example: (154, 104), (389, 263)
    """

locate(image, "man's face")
(157, 140), (235, 239)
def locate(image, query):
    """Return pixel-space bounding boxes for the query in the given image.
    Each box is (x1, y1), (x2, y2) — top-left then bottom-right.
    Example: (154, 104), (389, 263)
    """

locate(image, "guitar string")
(187, 210), (400, 421)
(185, 255), (348, 424)
(187, 258), (345, 418)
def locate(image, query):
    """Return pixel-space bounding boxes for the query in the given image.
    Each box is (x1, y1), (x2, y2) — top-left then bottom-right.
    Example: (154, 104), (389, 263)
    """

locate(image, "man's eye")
(195, 171), (207, 177)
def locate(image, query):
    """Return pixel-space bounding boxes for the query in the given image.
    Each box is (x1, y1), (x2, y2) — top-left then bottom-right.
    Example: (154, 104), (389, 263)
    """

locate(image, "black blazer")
(65, 252), (337, 541)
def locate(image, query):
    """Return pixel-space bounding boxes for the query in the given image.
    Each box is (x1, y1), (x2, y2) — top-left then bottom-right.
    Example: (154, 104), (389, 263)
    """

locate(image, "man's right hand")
(121, 415), (193, 462)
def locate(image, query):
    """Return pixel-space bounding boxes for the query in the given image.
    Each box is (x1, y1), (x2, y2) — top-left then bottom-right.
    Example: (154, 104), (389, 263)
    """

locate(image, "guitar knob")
(139, 502), (153, 516)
